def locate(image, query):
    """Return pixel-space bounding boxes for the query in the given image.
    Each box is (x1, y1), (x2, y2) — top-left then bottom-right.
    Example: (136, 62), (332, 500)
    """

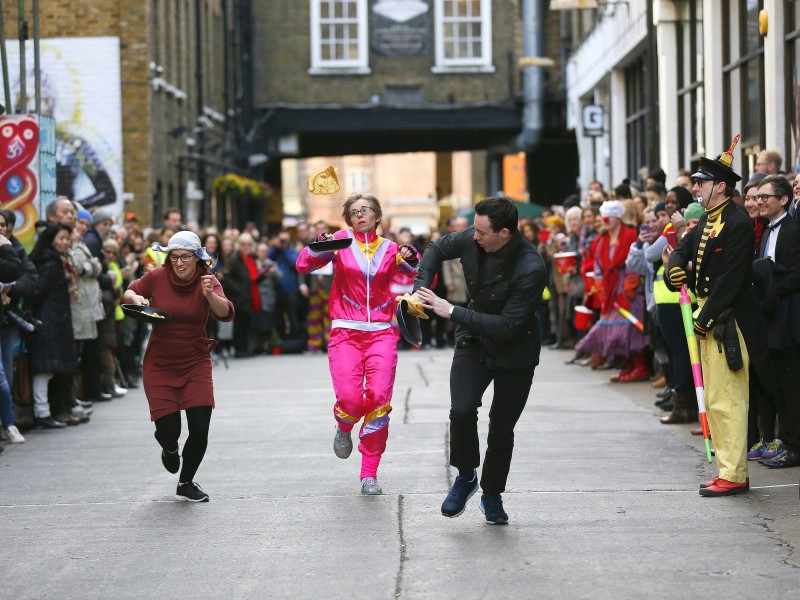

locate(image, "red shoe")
(610, 358), (633, 382)
(700, 477), (749, 489)
(618, 352), (649, 382)
(699, 478), (749, 496)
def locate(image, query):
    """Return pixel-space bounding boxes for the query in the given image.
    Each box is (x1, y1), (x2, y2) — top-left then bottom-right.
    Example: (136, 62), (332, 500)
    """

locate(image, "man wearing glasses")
(666, 141), (764, 497)
(751, 175), (800, 469)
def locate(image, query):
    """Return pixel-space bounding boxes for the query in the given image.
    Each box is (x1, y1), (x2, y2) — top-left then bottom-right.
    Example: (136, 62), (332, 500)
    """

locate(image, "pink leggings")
(328, 327), (397, 478)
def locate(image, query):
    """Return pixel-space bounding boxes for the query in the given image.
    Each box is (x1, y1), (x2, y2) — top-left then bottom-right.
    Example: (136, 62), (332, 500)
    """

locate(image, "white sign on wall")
(582, 104), (605, 137)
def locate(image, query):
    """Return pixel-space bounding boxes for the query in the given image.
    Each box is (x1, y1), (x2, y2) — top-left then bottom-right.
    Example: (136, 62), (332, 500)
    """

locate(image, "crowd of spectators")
(3, 150), (798, 467)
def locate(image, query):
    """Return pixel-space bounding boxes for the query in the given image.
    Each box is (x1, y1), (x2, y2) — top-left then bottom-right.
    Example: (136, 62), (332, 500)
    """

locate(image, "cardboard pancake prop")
(308, 165), (340, 195)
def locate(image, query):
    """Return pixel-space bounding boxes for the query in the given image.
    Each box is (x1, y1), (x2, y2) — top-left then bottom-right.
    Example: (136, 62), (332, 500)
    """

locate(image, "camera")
(5, 309), (42, 333)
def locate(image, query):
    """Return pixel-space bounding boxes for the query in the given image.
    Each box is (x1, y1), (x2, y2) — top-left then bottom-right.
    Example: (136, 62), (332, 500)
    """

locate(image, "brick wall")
(3, 0), (233, 228)
(252, 1), (522, 107)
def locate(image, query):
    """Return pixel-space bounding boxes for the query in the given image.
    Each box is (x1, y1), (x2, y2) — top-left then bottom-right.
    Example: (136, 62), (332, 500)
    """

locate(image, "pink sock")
(360, 455), (381, 479)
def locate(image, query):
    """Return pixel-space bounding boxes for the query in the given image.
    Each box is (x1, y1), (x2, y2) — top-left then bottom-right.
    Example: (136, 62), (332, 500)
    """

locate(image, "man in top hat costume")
(666, 136), (765, 496)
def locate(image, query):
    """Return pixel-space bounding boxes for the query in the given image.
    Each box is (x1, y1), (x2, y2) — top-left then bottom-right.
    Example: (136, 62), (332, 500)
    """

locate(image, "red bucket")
(538, 229), (551, 244)
(574, 305), (594, 331)
(553, 252), (577, 275)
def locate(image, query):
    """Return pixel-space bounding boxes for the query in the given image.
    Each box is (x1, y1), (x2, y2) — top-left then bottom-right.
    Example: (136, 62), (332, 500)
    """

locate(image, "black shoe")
(441, 470), (479, 518)
(479, 493), (509, 524)
(161, 447), (180, 474)
(762, 450), (800, 469)
(656, 387), (675, 399)
(176, 481), (209, 502)
(35, 416), (67, 429)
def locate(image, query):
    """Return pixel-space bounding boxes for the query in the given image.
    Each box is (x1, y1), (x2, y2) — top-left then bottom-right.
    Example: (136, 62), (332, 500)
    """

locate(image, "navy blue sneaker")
(441, 470), (479, 518)
(479, 493), (508, 524)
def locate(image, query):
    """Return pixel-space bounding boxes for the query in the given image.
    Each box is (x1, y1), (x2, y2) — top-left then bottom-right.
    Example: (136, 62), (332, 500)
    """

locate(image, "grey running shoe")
(361, 477), (383, 495)
(334, 426), (353, 459)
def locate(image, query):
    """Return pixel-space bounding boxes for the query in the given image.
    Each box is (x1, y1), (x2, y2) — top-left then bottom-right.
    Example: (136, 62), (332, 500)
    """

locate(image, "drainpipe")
(518, 0), (545, 151)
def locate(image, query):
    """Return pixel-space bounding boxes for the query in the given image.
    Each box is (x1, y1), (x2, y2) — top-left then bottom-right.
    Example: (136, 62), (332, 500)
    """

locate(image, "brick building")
(2, 0), (246, 227)
(249, 0), (576, 215)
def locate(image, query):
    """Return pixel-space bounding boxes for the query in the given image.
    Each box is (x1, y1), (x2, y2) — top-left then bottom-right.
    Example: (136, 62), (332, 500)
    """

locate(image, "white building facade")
(564, 0), (800, 193)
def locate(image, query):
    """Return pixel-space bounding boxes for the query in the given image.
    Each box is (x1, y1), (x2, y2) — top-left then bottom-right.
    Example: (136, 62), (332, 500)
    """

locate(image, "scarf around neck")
(165, 263), (204, 294)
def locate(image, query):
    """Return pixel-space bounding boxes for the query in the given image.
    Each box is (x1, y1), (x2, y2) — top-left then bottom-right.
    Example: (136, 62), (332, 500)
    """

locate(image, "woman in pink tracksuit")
(296, 193), (418, 495)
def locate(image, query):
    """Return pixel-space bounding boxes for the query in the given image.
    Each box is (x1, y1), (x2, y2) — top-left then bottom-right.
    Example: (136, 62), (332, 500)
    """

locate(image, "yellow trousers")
(697, 310), (750, 483)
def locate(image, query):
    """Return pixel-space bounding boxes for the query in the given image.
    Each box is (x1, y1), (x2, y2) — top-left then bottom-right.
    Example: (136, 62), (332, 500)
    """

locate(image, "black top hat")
(691, 134), (742, 184)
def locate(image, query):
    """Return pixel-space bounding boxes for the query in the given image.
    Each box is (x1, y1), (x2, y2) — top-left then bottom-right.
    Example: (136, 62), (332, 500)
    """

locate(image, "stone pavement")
(1, 346), (799, 599)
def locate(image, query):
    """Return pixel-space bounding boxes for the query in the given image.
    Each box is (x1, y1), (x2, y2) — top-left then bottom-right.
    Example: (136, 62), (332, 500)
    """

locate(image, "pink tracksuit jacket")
(296, 229), (418, 478)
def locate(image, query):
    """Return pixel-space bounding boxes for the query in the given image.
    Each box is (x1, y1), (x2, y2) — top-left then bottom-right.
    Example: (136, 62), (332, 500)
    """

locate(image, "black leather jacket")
(414, 227), (547, 370)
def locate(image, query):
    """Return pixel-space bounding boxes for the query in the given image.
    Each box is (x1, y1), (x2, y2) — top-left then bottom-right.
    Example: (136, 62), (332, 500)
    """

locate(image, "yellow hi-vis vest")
(107, 261), (125, 321)
(653, 265), (696, 305)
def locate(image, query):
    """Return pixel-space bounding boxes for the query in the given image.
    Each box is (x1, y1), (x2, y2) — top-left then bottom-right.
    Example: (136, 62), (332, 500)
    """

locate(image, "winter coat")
(69, 240), (105, 340)
(27, 248), (77, 374)
(414, 227), (547, 370)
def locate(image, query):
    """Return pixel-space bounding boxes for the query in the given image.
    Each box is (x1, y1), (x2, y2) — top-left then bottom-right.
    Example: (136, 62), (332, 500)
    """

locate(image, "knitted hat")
(76, 206), (93, 224)
(683, 202), (706, 222)
(654, 201), (667, 214)
(92, 209), (114, 224)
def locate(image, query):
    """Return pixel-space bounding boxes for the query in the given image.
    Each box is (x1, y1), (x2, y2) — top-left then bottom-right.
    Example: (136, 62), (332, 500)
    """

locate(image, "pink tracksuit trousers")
(329, 327), (397, 478)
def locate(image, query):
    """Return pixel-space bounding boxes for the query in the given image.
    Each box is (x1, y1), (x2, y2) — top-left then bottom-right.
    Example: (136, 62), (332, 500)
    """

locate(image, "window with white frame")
(346, 170), (371, 192)
(309, 0), (370, 74)
(433, 0), (493, 73)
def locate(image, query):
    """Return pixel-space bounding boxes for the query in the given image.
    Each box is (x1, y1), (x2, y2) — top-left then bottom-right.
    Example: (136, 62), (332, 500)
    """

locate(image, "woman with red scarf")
(575, 201), (649, 382)
(227, 233), (261, 358)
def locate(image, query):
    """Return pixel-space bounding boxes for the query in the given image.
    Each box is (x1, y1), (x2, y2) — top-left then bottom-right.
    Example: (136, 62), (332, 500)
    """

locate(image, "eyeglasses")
(756, 194), (782, 202)
(348, 206), (374, 219)
(169, 253), (197, 263)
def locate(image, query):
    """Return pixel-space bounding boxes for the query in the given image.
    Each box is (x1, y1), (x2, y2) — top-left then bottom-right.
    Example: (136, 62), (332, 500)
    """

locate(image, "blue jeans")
(0, 330), (15, 427)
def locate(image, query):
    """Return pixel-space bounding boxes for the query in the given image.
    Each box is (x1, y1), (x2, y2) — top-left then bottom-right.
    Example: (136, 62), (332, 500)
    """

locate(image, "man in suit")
(753, 175), (800, 468)
(667, 138), (763, 497)
(789, 173), (800, 224)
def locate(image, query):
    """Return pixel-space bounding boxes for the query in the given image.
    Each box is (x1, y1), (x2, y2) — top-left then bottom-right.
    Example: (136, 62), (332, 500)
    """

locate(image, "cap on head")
(683, 202), (706, 222)
(691, 135), (742, 184)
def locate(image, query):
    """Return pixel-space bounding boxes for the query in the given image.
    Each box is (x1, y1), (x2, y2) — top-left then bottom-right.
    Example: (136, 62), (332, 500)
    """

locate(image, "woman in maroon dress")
(123, 231), (234, 502)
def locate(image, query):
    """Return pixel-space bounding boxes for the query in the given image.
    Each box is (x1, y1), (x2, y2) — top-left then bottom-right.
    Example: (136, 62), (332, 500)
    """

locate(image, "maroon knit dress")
(128, 265), (235, 421)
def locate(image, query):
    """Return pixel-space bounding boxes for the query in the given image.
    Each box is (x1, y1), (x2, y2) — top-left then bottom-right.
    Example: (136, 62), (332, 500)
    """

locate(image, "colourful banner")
(0, 114), (41, 250)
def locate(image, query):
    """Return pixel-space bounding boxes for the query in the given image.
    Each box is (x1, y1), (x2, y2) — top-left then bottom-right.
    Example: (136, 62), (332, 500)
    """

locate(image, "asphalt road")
(2, 346), (799, 599)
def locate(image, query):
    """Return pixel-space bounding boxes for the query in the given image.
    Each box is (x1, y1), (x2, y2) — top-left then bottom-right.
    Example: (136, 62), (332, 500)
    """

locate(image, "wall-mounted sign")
(370, 0), (430, 57)
(582, 104), (604, 137)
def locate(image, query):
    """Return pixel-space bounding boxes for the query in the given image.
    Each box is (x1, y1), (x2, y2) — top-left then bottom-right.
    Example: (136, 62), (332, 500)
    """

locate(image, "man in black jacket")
(414, 196), (546, 524)
(752, 175), (800, 468)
